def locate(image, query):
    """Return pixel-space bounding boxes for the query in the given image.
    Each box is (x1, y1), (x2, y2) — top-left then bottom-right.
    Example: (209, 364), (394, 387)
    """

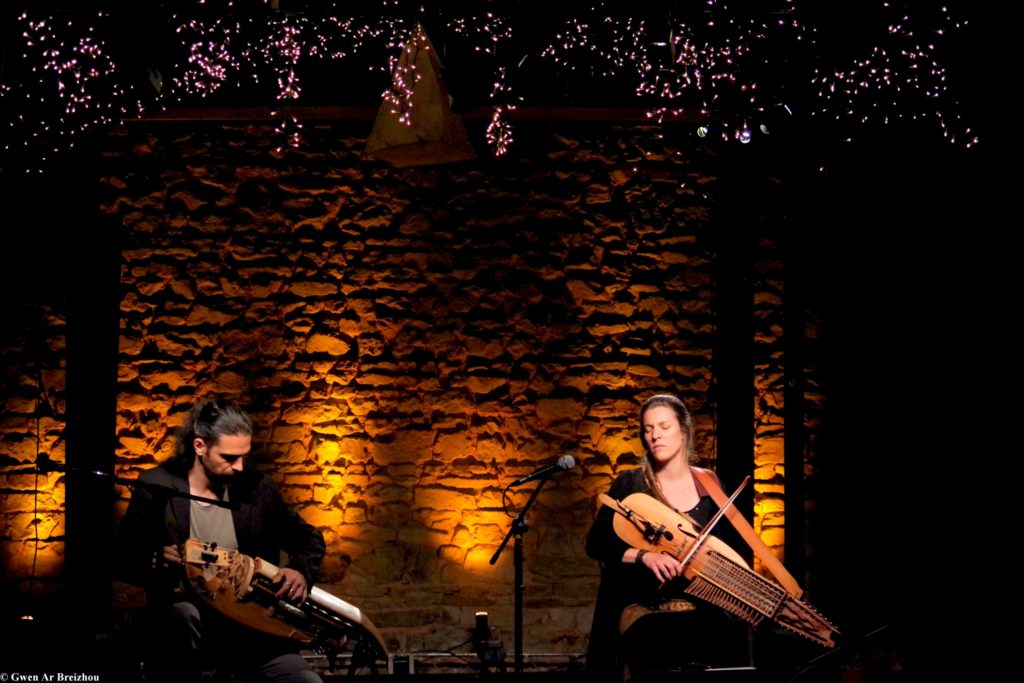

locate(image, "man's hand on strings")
(272, 567), (309, 604)
(155, 544), (184, 568)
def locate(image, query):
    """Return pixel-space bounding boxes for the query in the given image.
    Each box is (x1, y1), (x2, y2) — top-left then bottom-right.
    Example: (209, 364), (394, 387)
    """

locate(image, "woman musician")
(584, 394), (753, 681)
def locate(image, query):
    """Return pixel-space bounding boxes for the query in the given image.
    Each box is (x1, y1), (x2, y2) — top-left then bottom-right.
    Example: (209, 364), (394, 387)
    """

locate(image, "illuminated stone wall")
(752, 242), (785, 569)
(0, 120), (809, 656)
(0, 304), (67, 606)
(98, 121), (726, 655)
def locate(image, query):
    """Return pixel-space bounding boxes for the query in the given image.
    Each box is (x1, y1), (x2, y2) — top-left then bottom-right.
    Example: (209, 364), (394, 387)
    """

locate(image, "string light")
(274, 115), (304, 153)
(454, 10), (516, 155)
(810, 3), (978, 148)
(486, 103), (515, 158)
(540, 1), (810, 143)
(381, 22), (422, 127)
(269, 20), (304, 100)
(172, 16), (244, 98)
(0, 2), (980, 174)
(3, 11), (144, 174)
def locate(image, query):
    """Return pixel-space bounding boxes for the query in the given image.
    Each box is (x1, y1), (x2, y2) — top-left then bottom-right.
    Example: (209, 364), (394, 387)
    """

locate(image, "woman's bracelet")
(636, 549), (648, 564)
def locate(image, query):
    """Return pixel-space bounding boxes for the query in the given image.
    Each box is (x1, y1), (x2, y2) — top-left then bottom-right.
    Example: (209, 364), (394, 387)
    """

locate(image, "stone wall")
(103, 120), (724, 656)
(0, 303), (67, 605)
(0, 119), (810, 658)
(752, 239), (787, 568)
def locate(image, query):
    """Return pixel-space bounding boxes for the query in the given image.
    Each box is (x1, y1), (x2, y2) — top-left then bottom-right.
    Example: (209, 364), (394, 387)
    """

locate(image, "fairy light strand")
(0, 2), (980, 174)
(810, 3), (977, 147)
(3, 11), (144, 174)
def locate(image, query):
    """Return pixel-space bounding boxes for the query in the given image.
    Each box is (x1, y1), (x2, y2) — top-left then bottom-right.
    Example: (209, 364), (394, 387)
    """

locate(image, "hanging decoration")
(364, 23), (477, 167)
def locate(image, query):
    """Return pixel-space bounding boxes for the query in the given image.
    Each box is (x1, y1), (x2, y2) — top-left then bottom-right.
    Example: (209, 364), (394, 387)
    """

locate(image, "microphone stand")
(490, 474), (551, 675)
(37, 453), (235, 509)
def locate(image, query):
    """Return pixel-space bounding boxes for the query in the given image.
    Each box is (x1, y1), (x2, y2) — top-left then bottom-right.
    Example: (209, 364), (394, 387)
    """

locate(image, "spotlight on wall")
(473, 611), (506, 672)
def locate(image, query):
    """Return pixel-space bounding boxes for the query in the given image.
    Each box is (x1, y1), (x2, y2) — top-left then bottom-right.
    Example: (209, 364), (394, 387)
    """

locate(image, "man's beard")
(207, 468), (238, 487)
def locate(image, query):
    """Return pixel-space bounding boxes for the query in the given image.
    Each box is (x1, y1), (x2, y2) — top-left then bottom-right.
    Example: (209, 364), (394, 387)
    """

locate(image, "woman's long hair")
(637, 394), (697, 508)
(166, 398), (253, 475)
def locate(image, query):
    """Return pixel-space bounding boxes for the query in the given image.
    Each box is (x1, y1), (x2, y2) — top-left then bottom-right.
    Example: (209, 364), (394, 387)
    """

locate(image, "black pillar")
(61, 151), (121, 656)
(711, 147), (756, 523)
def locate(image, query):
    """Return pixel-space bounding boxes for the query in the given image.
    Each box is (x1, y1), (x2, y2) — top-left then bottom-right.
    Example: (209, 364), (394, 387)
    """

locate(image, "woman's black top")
(584, 468), (750, 677)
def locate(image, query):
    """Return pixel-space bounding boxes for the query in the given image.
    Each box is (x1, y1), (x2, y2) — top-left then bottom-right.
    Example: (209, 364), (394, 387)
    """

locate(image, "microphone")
(508, 455), (576, 487)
